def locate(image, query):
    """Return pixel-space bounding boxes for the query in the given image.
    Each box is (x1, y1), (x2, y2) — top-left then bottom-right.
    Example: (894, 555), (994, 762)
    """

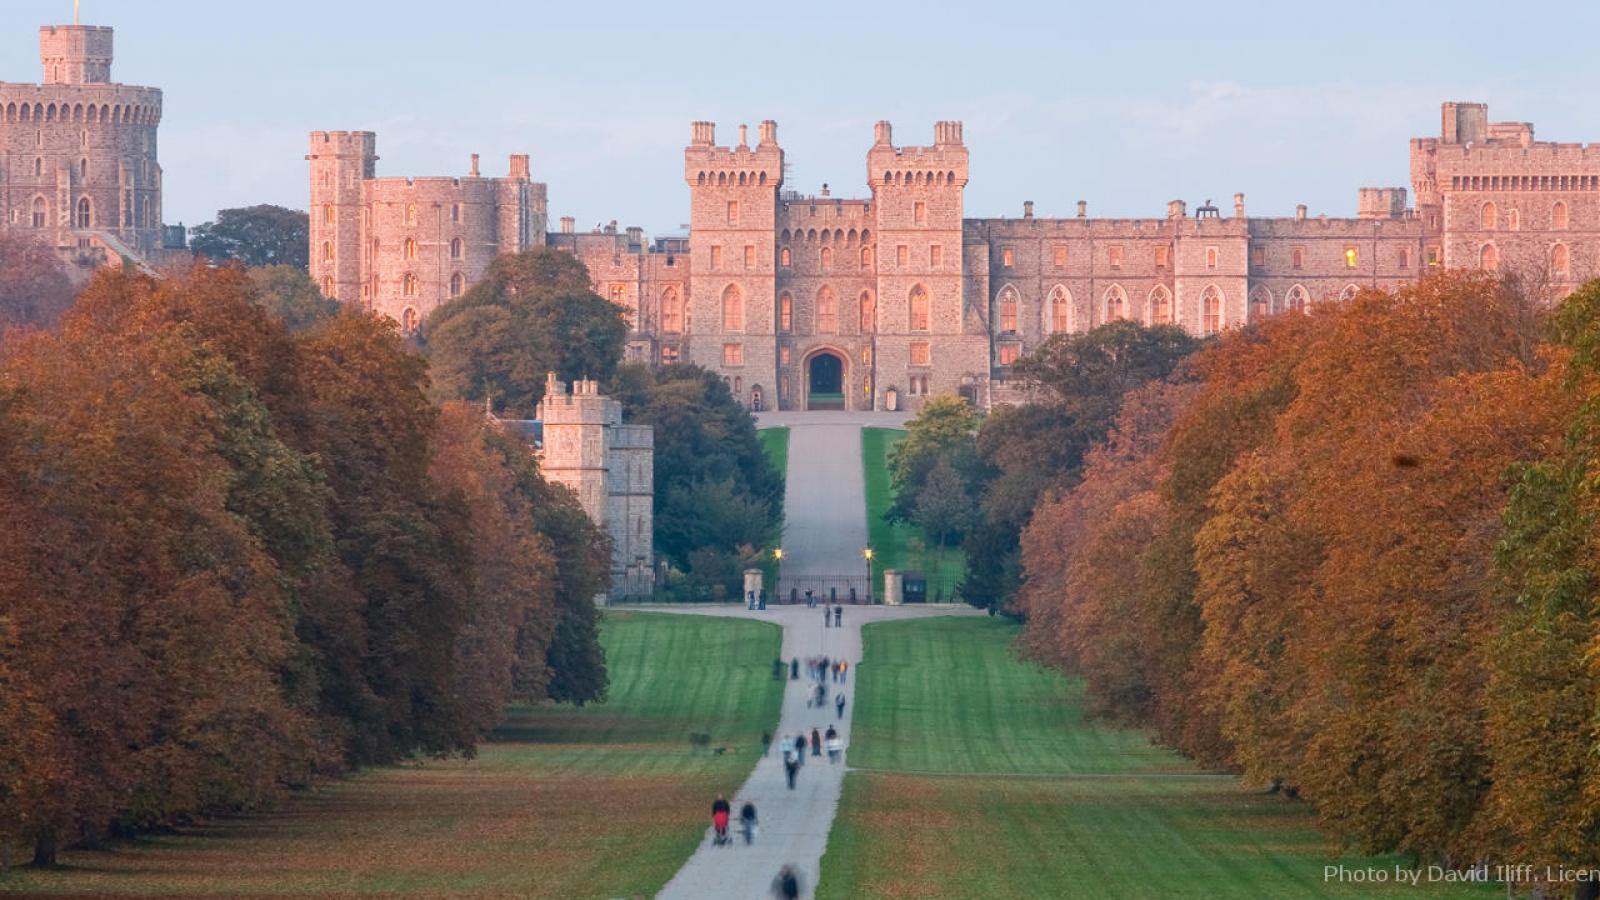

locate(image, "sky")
(7, 0), (1600, 236)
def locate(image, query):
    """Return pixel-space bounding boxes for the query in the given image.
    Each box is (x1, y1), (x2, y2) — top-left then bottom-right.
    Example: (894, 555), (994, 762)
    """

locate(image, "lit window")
(780, 347), (791, 366)
(722, 284), (744, 331)
(930, 244), (942, 267)
(405, 238), (418, 260)
(1049, 287), (1070, 332)
(401, 308), (419, 334)
(998, 287), (1018, 332)
(1054, 246), (1067, 267)
(1002, 247), (1015, 267)
(610, 284), (626, 305)
(1427, 246), (1441, 267)
(998, 343), (1019, 366)
(817, 288), (837, 333)
(723, 343), (744, 367)
(661, 345), (680, 364)
(322, 241), (335, 262)
(1344, 247), (1358, 268)
(322, 275), (335, 296)
(909, 285), (929, 331)
(909, 341), (931, 366)
(779, 293), (792, 332)
(403, 273), (419, 297)
(1108, 246), (1123, 268)
(781, 247), (791, 267)
(324, 204), (335, 225)
(1202, 286), (1222, 334)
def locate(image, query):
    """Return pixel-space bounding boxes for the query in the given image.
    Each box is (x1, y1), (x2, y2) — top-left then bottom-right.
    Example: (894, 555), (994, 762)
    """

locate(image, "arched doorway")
(806, 350), (846, 411)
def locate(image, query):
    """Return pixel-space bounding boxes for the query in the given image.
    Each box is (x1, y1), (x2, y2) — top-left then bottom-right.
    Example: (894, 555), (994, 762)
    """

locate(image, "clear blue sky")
(7, 1), (1599, 234)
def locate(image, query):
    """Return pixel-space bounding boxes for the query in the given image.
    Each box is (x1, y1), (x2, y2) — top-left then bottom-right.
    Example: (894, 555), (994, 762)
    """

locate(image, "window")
(401, 308), (419, 334)
(817, 287), (837, 333)
(861, 245), (873, 266)
(1249, 286), (1272, 321)
(34, 158), (41, 177)
(998, 287), (1018, 332)
(779, 292), (793, 332)
(451, 203), (461, 223)
(1553, 243), (1571, 275)
(909, 341), (931, 366)
(1049, 287), (1070, 333)
(914, 201), (927, 225)
(710, 245), (722, 269)
(1054, 246), (1067, 267)
(780, 347), (791, 366)
(909, 284), (930, 331)
(1427, 246), (1441, 267)
(1002, 247), (1015, 267)
(1481, 202), (1497, 230)
(405, 238), (418, 260)
(859, 291), (875, 332)
(897, 245), (909, 266)
(723, 343), (744, 366)
(79, 158), (87, 179)
(1344, 247), (1358, 268)
(662, 288), (683, 333)
(451, 237), (463, 259)
(31, 196), (45, 227)
(610, 284), (626, 305)
(1104, 285), (1126, 321)
(1250, 246), (1264, 268)
(1286, 284), (1309, 313)
(1509, 208), (1521, 231)
(1207, 247), (1219, 269)
(930, 245), (942, 267)
(73, 197), (90, 228)
(1292, 246), (1304, 269)
(998, 343), (1019, 366)
(403, 273), (418, 297)
(722, 284), (744, 331)
(781, 247), (791, 267)
(821, 247), (833, 268)
(745, 245), (756, 268)
(1554, 201), (1569, 230)
(322, 240), (335, 262)
(450, 272), (465, 297)
(727, 201), (739, 224)
(1155, 246), (1169, 268)
(1202, 286), (1222, 335)
(661, 345), (680, 364)
(1149, 286), (1172, 325)
(1481, 243), (1499, 271)
(324, 204), (335, 225)
(322, 275), (335, 296)
(405, 203), (417, 226)
(1108, 246), (1123, 268)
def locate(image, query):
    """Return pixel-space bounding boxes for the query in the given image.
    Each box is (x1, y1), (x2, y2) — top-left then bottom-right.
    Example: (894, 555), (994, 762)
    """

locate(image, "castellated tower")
(307, 131), (376, 309)
(684, 120), (782, 407)
(0, 21), (168, 263)
(868, 121), (988, 407)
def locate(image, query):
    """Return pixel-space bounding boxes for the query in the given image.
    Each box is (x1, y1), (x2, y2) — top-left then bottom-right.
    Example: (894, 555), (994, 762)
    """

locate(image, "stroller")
(712, 798), (732, 846)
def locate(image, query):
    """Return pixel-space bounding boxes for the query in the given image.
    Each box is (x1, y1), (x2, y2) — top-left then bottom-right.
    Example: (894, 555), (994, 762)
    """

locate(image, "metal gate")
(776, 575), (873, 604)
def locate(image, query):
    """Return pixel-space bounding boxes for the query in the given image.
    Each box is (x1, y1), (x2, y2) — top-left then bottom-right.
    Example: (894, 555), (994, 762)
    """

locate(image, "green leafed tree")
(189, 205), (310, 269)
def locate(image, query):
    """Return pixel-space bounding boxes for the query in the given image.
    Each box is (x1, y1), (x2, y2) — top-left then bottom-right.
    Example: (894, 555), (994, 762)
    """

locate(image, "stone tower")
(684, 120), (783, 407)
(868, 121), (986, 403)
(0, 20), (168, 262)
(306, 131), (376, 307)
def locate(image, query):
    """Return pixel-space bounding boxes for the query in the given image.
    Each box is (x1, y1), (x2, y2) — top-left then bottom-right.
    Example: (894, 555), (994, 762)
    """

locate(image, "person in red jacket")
(711, 794), (731, 845)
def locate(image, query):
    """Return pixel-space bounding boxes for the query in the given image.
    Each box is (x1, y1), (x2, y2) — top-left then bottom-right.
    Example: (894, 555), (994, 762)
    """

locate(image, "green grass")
(818, 617), (1497, 899)
(861, 427), (966, 600)
(4, 612), (783, 898)
(757, 427), (789, 590)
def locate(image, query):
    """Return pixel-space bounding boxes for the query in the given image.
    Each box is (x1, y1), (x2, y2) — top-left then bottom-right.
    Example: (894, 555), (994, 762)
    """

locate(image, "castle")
(498, 375), (654, 598)
(323, 103), (1600, 413)
(0, 20), (183, 272)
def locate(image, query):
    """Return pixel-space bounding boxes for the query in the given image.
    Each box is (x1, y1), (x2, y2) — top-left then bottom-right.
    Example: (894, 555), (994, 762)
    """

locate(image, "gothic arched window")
(1148, 286), (1172, 325)
(1481, 201), (1497, 230)
(722, 284), (744, 332)
(1480, 243), (1499, 271)
(908, 284), (930, 331)
(1104, 285), (1127, 322)
(817, 287), (837, 334)
(859, 291), (876, 332)
(662, 288), (683, 333)
(1553, 243), (1571, 275)
(1049, 286), (1070, 333)
(998, 286), (1018, 332)
(1202, 285), (1223, 334)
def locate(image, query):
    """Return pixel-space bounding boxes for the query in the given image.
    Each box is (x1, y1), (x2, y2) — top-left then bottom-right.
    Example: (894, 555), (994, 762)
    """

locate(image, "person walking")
(810, 727), (822, 757)
(761, 730), (772, 757)
(840, 660), (848, 684)
(794, 734), (807, 767)
(772, 865), (802, 900)
(834, 604), (843, 627)
(711, 795), (731, 846)
(823, 609), (830, 629)
(784, 753), (799, 789)
(790, 657), (799, 680)
(825, 725), (842, 763)
(740, 801), (759, 845)
(836, 692), (846, 720)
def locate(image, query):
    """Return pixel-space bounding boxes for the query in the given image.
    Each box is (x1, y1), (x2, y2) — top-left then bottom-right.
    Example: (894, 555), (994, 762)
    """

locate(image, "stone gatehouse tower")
(0, 18), (180, 270)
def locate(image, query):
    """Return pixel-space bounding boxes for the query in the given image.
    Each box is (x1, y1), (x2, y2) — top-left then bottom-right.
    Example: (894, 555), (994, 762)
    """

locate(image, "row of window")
(707, 284), (934, 334)
(322, 272), (468, 301)
(1479, 200), (1570, 230)
(0, 100), (157, 125)
(18, 194), (147, 229)
(718, 340), (938, 370)
(999, 243), (1425, 271)
(780, 227), (873, 244)
(1452, 176), (1597, 193)
(1478, 241), (1576, 274)
(321, 236), (467, 264)
(322, 202), (467, 227)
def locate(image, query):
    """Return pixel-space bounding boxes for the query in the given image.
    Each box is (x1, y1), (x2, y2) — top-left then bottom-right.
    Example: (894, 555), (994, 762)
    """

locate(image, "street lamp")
(863, 547), (874, 603)
(773, 548), (783, 602)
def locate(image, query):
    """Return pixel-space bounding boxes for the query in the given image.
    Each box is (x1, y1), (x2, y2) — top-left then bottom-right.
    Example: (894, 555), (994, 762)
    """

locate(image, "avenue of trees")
(1017, 272), (1600, 881)
(0, 264), (610, 866)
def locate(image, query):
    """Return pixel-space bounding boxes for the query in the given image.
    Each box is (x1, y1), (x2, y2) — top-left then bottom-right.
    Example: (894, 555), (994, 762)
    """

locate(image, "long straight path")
(775, 420), (871, 580)
(653, 604), (981, 900)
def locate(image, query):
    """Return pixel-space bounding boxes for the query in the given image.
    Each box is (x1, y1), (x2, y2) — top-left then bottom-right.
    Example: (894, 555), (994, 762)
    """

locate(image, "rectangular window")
(1207, 247), (1219, 269)
(780, 347), (791, 366)
(452, 203), (461, 224)
(744, 244), (755, 268)
(1108, 246), (1123, 268)
(897, 244), (909, 266)
(1155, 246), (1169, 268)
(1427, 246), (1441, 267)
(909, 341), (931, 366)
(1054, 246), (1068, 267)
(710, 245), (722, 269)
(610, 284), (626, 304)
(1344, 247), (1358, 268)
(1292, 246), (1304, 269)
(1250, 246), (1264, 268)
(661, 345), (680, 364)
(723, 343), (744, 367)
(1398, 247), (1411, 268)
(930, 244), (943, 267)
(914, 201), (927, 225)
(998, 343), (1019, 366)
(727, 201), (739, 224)
(1002, 247), (1015, 267)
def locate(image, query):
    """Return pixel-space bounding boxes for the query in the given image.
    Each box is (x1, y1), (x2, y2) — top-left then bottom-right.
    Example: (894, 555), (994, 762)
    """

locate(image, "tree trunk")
(31, 829), (56, 868)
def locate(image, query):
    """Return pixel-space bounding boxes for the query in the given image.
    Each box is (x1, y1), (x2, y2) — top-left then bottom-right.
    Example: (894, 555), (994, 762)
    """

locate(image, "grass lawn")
(758, 426), (790, 590)
(818, 617), (1496, 899)
(4, 612), (783, 898)
(861, 426), (966, 601)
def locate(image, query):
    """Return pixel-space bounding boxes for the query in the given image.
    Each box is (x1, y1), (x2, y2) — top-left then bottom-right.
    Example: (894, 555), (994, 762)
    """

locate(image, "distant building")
(0, 18), (184, 273)
(498, 375), (653, 599)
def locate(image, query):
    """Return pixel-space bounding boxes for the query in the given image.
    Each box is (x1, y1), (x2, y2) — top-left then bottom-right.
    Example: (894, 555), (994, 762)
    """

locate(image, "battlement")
(685, 120), (783, 185)
(40, 25), (113, 85)
(867, 121), (969, 188)
(1358, 187), (1409, 219)
(309, 131), (378, 157)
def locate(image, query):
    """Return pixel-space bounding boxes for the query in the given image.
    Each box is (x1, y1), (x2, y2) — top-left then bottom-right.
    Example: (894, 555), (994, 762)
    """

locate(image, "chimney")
(1023, 201), (1034, 219)
(821, 183), (830, 198)
(874, 120), (893, 146)
(1167, 199), (1187, 219)
(738, 124), (749, 147)
(1076, 200), (1087, 219)
(509, 154), (530, 179)
(626, 225), (643, 246)
(1233, 192), (1245, 218)
(691, 121), (715, 146)
(470, 153), (480, 177)
(1295, 204), (1308, 221)
(759, 119), (777, 145)
(560, 216), (575, 234)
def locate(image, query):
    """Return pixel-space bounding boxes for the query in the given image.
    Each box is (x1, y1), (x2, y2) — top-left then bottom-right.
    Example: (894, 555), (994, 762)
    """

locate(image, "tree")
(0, 231), (76, 331)
(914, 456), (975, 569)
(248, 265), (340, 331)
(424, 248), (627, 415)
(189, 205), (310, 269)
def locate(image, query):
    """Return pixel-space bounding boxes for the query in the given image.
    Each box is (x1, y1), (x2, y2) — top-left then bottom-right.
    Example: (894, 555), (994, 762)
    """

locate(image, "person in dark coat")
(794, 734), (807, 766)
(836, 692), (846, 719)
(740, 801), (759, 845)
(773, 865), (801, 899)
(810, 727), (822, 756)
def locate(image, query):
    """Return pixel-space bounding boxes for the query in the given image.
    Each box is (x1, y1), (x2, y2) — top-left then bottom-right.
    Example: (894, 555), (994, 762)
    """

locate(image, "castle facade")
(0, 21), (182, 272)
(323, 102), (1600, 413)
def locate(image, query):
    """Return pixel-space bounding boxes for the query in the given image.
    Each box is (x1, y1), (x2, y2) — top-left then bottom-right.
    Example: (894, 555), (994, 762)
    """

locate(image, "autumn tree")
(0, 231), (76, 331)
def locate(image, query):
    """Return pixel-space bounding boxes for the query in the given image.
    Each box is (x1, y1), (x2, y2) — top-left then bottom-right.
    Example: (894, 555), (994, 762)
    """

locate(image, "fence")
(775, 575), (873, 605)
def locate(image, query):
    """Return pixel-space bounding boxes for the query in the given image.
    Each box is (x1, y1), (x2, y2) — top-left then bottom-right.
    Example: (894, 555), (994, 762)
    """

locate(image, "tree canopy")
(189, 205), (310, 270)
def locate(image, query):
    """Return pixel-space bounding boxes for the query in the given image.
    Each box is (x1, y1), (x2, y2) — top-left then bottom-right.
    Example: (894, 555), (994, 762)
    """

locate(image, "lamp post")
(863, 546), (874, 604)
(773, 548), (783, 603)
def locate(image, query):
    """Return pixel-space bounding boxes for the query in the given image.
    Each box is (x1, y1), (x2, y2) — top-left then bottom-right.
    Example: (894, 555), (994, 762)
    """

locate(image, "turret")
(307, 131), (377, 306)
(39, 25), (113, 85)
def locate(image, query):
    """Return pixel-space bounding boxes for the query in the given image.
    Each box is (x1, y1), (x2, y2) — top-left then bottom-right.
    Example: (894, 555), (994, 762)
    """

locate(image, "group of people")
(821, 604), (843, 627)
(779, 724), (845, 787)
(710, 794), (760, 847)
